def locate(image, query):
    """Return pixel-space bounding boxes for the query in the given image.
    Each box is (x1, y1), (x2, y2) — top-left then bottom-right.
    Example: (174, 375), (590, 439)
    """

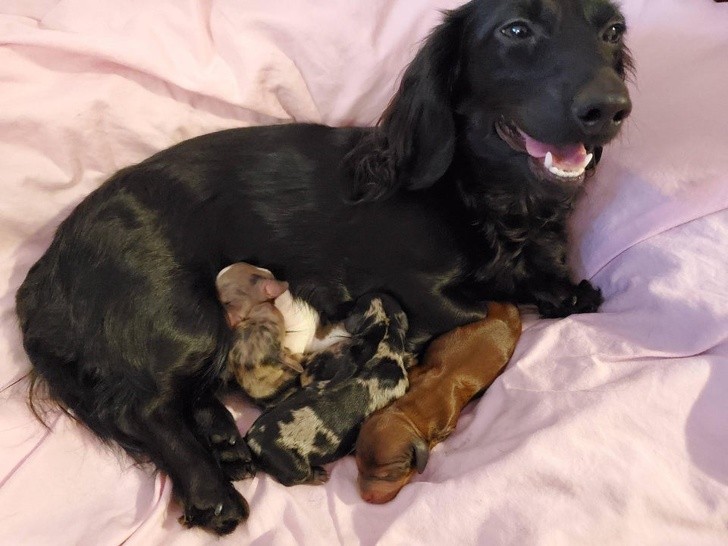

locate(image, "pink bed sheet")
(1, 1), (726, 544)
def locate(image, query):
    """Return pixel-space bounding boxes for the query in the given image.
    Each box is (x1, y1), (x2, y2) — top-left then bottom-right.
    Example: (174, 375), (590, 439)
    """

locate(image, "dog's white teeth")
(545, 152), (593, 179)
(547, 165), (584, 178)
(542, 150), (591, 179)
(544, 152), (553, 169)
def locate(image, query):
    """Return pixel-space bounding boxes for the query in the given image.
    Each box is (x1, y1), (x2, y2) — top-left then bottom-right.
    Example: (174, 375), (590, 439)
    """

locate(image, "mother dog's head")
(352, 0), (632, 201)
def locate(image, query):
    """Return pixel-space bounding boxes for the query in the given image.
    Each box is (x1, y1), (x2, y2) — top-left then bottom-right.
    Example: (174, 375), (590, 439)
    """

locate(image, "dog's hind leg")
(140, 405), (249, 534)
(191, 394), (256, 480)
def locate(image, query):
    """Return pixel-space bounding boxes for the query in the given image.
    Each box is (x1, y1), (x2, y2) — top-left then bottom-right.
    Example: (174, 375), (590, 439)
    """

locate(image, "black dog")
(16, 0), (632, 535)
(246, 293), (409, 486)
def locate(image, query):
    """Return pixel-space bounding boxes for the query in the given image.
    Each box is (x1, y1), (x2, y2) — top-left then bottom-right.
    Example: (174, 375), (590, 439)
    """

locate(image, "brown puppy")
(355, 302), (521, 503)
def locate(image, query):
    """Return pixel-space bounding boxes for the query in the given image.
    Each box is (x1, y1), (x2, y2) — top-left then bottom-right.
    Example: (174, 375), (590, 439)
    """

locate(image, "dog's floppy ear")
(347, 9), (465, 202)
(412, 437), (430, 474)
(380, 19), (461, 192)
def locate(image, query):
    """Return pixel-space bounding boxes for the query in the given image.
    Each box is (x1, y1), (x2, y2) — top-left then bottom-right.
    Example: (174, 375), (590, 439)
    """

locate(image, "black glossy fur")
(15, 0), (632, 535)
(246, 294), (409, 486)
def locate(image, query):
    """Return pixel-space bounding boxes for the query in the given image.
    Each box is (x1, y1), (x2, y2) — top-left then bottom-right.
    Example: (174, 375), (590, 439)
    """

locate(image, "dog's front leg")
(530, 277), (603, 318)
(403, 286), (490, 352)
(516, 241), (603, 317)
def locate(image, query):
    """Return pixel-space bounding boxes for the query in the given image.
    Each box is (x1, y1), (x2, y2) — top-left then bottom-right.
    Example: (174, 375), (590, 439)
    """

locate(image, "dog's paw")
(192, 403), (256, 480)
(213, 435), (257, 481)
(573, 280), (604, 313)
(538, 280), (603, 318)
(178, 481), (249, 535)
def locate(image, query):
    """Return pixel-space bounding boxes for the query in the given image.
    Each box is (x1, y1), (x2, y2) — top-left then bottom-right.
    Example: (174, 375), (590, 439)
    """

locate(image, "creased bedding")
(0, 1), (726, 544)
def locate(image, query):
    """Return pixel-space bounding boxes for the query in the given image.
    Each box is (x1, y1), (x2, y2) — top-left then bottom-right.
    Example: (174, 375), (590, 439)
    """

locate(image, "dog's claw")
(179, 482), (249, 535)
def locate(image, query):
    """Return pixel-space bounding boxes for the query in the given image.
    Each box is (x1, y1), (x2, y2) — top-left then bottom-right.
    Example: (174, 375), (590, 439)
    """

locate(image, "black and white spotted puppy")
(245, 293), (410, 486)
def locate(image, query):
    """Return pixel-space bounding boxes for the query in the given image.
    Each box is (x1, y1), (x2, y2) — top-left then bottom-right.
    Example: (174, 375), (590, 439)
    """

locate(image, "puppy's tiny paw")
(307, 466), (329, 485)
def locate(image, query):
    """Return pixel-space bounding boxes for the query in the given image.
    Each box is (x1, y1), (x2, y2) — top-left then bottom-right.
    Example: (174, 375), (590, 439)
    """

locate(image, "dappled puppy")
(216, 263), (305, 406)
(355, 302), (521, 504)
(246, 294), (410, 486)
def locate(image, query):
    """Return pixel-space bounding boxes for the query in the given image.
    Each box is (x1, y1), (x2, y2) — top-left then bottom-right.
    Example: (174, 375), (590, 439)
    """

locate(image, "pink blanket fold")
(1, 1), (727, 544)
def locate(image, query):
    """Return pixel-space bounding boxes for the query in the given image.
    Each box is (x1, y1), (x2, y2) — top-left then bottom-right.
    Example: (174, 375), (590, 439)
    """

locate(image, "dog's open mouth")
(495, 120), (595, 184)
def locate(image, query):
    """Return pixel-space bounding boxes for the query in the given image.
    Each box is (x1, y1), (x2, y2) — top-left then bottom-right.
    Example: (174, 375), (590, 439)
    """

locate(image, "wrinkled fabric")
(0, 1), (726, 544)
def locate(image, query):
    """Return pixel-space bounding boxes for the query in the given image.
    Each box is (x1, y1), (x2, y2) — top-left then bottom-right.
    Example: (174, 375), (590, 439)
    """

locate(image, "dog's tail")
(16, 265), (152, 458)
(17, 294), (140, 453)
(16, 262), (79, 428)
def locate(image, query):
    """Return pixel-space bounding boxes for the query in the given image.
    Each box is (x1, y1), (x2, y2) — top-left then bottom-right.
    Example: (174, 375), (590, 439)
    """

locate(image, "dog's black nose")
(572, 70), (632, 136)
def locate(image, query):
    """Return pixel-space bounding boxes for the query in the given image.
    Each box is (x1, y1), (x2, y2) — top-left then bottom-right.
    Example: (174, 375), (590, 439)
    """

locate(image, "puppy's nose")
(361, 490), (377, 503)
(572, 70), (632, 136)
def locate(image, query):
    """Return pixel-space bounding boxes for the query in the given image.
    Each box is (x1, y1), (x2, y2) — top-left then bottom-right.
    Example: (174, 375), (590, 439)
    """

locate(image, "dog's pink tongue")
(520, 131), (587, 168)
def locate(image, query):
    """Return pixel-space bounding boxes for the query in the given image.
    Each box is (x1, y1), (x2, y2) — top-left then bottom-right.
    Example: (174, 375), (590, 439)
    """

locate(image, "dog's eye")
(602, 22), (626, 44)
(500, 21), (533, 40)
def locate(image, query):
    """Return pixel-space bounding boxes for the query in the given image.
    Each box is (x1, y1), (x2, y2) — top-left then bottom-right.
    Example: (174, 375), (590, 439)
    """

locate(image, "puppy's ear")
(412, 437), (430, 474)
(253, 277), (289, 302)
(282, 351), (305, 374)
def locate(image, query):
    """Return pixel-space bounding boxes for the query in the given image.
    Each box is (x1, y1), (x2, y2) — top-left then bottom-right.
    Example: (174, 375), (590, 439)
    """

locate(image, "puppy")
(355, 302), (521, 504)
(216, 263), (306, 405)
(245, 294), (410, 486)
(217, 262), (353, 406)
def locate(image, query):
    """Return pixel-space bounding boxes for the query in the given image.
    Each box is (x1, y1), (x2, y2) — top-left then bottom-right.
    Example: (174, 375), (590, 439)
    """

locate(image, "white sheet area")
(1, 1), (726, 544)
